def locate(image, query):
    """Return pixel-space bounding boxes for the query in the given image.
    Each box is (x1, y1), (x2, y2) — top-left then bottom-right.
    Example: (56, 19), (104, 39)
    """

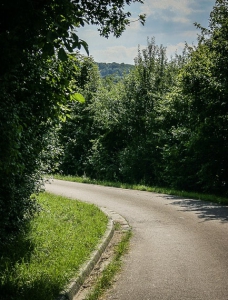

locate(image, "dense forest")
(56, 0), (228, 198)
(0, 0), (227, 244)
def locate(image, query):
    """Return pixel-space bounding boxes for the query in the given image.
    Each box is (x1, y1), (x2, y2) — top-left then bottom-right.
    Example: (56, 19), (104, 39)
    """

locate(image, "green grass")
(0, 192), (108, 300)
(51, 174), (228, 205)
(85, 230), (132, 300)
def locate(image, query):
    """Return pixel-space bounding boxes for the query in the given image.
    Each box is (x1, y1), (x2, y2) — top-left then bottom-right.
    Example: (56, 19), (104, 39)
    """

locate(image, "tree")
(58, 55), (102, 176)
(116, 39), (171, 184)
(181, 0), (228, 195)
(86, 78), (127, 181)
(160, 0), (228, 195)
(0, 53), (85, 243)
(0, 0), (145, 75)
(0, 0), (145, 243)
(80, 39), (173, 184)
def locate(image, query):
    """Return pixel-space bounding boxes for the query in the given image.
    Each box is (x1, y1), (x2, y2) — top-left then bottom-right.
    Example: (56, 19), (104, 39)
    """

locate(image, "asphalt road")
(45, 179), (228, 300)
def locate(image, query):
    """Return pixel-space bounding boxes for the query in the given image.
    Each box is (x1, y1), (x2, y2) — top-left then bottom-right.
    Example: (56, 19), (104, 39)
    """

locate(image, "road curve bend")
(45, 179), (228, 300)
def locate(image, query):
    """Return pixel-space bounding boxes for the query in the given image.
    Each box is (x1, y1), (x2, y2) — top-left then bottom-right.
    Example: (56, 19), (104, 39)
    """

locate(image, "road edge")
(56, 208), (129, 300)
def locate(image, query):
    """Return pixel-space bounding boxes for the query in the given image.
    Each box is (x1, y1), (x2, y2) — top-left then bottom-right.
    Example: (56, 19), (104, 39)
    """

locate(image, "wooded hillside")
(97, 62), (134, 78)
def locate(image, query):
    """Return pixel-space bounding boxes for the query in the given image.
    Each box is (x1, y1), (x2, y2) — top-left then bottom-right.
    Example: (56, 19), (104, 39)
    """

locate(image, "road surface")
(45, 179), (228, 300)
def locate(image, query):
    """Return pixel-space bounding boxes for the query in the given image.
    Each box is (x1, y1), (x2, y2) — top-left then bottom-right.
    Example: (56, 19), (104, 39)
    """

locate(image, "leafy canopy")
(0, 0), (145, 243)
(0, 0), (145, 74)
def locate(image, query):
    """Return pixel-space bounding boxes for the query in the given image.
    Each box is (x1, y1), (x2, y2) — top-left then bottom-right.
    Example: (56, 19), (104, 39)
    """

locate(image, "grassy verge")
(85, 230), (132, 300)
(51, 174), (228, 205)
(0, 192), (108, 300)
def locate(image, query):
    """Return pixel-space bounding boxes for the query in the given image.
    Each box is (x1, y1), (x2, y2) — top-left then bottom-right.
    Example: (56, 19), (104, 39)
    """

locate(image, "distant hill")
(97, 62), (134, 78)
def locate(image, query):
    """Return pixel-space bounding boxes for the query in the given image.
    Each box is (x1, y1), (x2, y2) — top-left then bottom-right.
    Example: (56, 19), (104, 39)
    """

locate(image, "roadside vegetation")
(0, 0), (145, 245)
(0, 192), (107, 300)
(85, 230), (132, 300)
(52, 175), (228, 205)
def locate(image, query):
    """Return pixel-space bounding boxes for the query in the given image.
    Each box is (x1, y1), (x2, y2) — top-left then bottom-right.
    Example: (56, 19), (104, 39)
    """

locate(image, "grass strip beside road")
(0, 192), (108, 300)
(52, 174), (228, 205)
(85, 230), (132, 300)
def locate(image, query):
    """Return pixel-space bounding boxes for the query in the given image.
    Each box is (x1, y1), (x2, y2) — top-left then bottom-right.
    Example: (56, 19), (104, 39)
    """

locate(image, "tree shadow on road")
(160, 195), (228, 223)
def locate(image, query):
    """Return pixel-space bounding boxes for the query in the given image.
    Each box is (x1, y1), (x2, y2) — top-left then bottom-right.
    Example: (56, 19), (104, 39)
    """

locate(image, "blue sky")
(77, 0), (216, 64)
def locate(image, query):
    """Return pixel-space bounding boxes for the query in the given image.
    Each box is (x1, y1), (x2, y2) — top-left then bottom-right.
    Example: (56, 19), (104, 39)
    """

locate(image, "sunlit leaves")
(70, 93), (86, 103)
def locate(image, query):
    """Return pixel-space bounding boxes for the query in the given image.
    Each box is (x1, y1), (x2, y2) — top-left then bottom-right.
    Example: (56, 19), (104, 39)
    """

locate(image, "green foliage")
(71, 92), (86, 103)
(0, 0), (142, 244)
(82, 38), (175, 184)
(0, 53), (87, 243)
(55, 1), (228, 198)
(40, 128), (64, 174)
(160, 0), (228, 195)
(115, 39), (171, 184)
(0, 0), (145, 75)
(85, 80), (127, 180)
(58, 55), (101, 176)
(57, 3), (228, 196)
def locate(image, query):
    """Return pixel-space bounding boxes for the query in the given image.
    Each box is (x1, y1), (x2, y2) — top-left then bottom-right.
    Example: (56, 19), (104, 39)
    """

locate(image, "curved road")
(45, 179), (228, 300)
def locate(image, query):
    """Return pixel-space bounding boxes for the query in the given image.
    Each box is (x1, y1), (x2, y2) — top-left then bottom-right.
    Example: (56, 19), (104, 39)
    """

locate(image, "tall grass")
(0, 192), (107, 300)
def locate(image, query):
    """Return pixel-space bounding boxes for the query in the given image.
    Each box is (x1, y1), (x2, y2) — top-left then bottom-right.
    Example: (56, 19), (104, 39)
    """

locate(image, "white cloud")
(91, 45), (142, 64)
(76, 0), (215, 63)
(166, 42), (186, 57)
(93, 41), (189, 65)
(141, 0), (194, 18)
(163, 15), (189, 24)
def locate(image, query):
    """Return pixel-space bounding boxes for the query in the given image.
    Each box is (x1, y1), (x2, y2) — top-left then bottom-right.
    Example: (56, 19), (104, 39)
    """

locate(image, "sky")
(77, 0), (216, 64)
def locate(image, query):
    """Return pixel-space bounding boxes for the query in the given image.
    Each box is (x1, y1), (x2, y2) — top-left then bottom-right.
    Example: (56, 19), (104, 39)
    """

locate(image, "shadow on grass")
(0, 230), (61, 300)
(0, 231), (32, 300)
(0, 278), (61, 300)
(161, 195), (228, 223)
